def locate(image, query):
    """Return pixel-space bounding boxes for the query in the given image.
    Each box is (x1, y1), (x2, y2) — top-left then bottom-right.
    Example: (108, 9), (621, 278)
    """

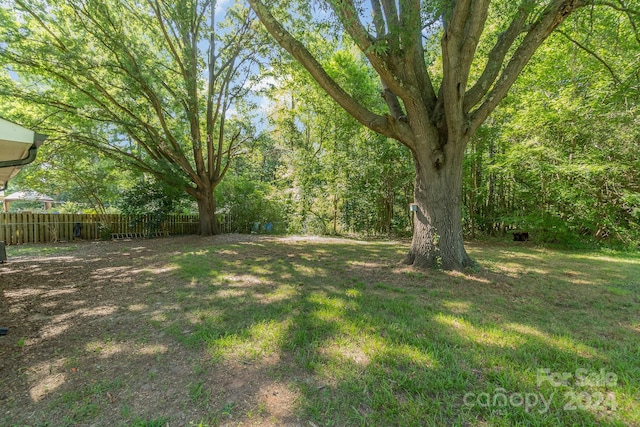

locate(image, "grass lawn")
(1, 235), (639, 426)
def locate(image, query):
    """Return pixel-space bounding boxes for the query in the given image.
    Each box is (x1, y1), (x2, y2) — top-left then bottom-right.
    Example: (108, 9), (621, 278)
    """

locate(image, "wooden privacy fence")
(0, 213), (199, 245)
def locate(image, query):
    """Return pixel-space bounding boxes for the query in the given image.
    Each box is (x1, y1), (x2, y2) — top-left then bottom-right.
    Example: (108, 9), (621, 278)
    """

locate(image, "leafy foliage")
(0, 0), (263, 234)
(463, 11), (640, 247)
(119, 178), (192, 217)
(9, 139), (129, 214)
(263, 46), (414, 236)
(0, 0), (638, 252)
(215, 175), (285, 234)
(118, 177), (193, 236)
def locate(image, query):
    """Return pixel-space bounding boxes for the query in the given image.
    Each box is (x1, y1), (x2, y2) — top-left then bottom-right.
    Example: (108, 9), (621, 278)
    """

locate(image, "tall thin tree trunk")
(333, 194), (338, 235)
(470, 140), (478, 239)
(487, 138), (496, 235)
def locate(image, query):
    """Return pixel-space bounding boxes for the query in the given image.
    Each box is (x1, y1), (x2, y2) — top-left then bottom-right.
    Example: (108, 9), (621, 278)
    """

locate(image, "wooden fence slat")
(23, 213), (29, 244)
(7, 213), (12, 245)
(28, 213), (34, 243)
(67, 214), (71, 240)
(15, 213), (20, 244)
(7, 213), (10, 245)
(9, 213), (13, 245)
(0, 213), (200, 245)
(20, 213), (26, 244)
(14, 213), (19, 245)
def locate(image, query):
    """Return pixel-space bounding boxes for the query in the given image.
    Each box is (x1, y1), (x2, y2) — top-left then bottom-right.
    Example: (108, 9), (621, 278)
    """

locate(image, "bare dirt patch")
(0, 235), (305, 426)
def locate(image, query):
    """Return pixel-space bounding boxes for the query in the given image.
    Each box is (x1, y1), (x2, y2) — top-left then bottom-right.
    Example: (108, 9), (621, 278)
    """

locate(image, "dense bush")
(215, 176), (285, 234)
(118, 178), (194, 235)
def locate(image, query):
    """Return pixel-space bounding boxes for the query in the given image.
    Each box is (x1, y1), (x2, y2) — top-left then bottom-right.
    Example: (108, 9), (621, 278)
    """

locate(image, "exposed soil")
(0, 235), (308, 427)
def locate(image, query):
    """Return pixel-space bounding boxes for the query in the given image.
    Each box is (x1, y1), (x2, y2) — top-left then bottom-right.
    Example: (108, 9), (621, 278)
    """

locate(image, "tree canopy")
(0, 0), (263, 234)
(0, 0), (638, 258)
(247, 0), (639, 268)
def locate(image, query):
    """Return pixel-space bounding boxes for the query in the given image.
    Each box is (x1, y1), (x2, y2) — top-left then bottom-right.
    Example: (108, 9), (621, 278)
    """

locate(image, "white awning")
(0, 117), (46, 190)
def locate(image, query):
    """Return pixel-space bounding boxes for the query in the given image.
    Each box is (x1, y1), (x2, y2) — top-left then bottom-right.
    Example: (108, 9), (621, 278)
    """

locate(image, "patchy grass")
(162, 237), (639, 426)
(5, 243), (80, 257)
(1, 236), (639, 426)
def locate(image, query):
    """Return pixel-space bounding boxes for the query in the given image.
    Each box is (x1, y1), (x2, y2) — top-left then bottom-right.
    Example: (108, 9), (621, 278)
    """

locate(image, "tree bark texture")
(406, 141), (473, 270)
(195, 186), (219, 236)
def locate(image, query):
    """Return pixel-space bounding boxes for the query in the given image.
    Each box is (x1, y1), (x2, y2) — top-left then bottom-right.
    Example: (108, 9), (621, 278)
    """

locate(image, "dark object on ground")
(73, 222), (82, 238)
(513, 232), (529, 242)
(0, 327), (8, 336)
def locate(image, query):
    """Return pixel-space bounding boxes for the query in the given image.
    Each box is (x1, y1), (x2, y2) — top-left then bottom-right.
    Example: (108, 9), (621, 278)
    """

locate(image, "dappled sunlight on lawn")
(34, 305), (118, 342)
(133, 265), (178, 275)
(441, 300), (471, 314)
(475, 252), (552, 277)
(319, 339), (372, 367)
(259, 284), (299, 304)
(205, 319), (291, 363)
(5, 285), (79, 313)
(628, 323), (640, 333)
(434, 313), (525, 349)
(467, 242), (637, 289)
(1, 238), (224, 424)
(85, 340), (169, 358)
(504, 323), (602, 359)
(444, 269), (493, 284)
(568, 253), (640, 265)
(27, 359), (67, 403)
(215, 288), (248, 299)
(225, 273), (266, 286)
(3, 236), (639, 426)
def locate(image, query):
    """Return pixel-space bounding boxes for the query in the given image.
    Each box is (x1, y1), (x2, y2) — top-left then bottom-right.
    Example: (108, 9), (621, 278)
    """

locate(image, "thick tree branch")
(440, 0), (475, 137)
(327, 0), (376, 51)
(459, 0), (491, 84)
(464, 1), (532, 111)
(70, 3), (197, 177)
(148, 0), (190, 85)
(248, 0), (414, 146)
(370, 0), (386, 36)
(381, 0), (399, 36)
(398, 0), (437, 114)
(469, 0), (587, 135)
(328, 0), (420, 102)
(369, 0), (404, 119)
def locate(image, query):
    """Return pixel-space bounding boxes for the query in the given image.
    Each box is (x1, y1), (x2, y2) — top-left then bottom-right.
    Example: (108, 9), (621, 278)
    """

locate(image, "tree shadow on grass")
(164, 237), (639, 426)
(0, 238), (266, 426)
(1, 236), (637, 426)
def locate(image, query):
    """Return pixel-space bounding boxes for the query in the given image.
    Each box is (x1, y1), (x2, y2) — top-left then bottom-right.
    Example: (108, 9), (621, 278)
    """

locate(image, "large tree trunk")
(405, 140), (474, 270)
(195, 186), (219, 236)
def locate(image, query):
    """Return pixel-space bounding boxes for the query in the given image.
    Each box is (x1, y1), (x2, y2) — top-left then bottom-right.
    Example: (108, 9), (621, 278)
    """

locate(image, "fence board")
(0, 213), (200, 245)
